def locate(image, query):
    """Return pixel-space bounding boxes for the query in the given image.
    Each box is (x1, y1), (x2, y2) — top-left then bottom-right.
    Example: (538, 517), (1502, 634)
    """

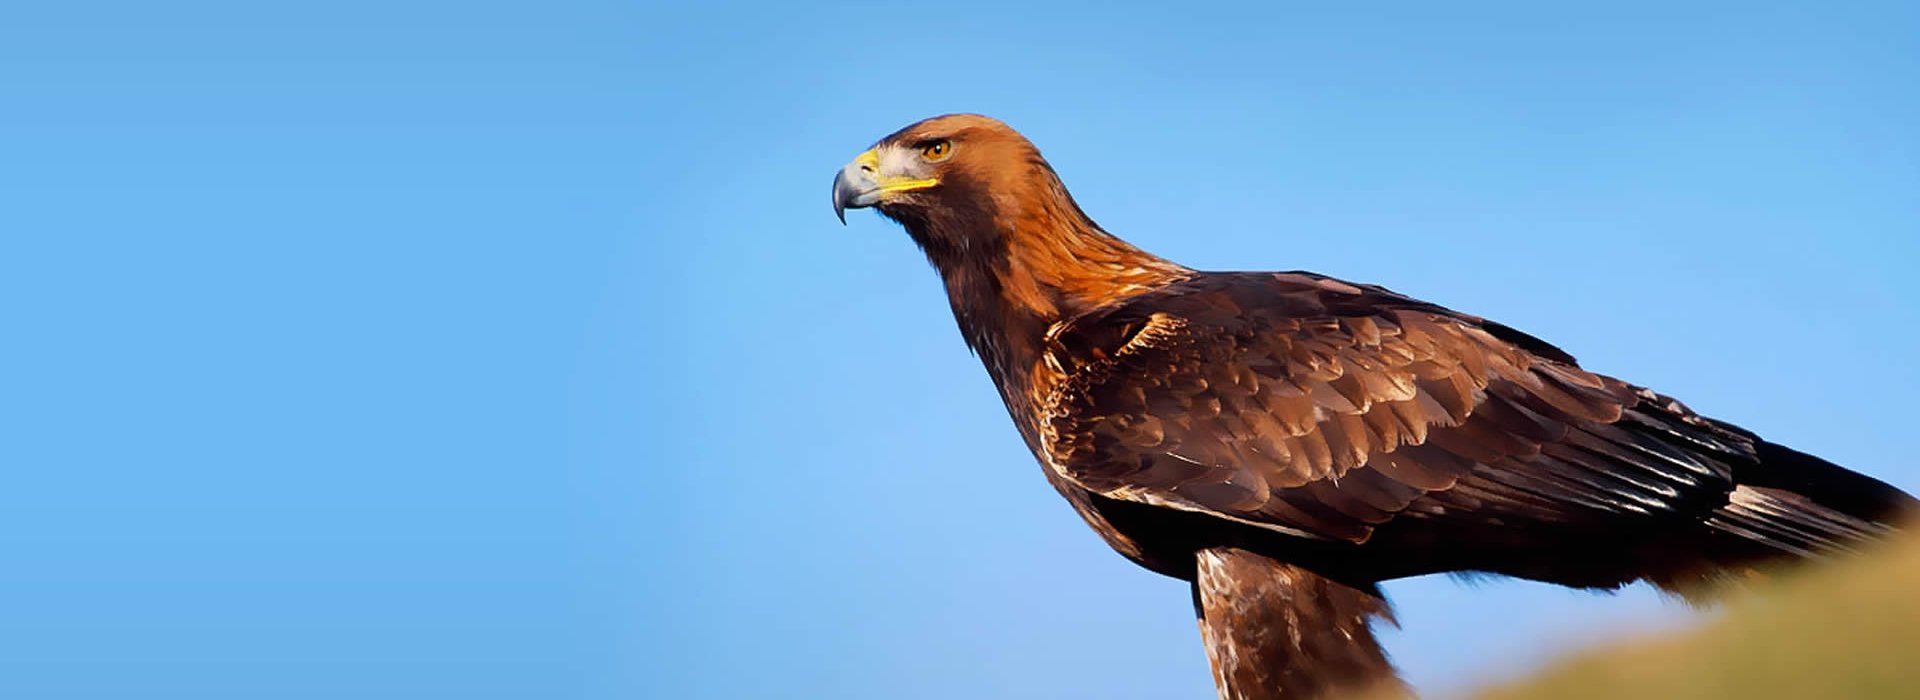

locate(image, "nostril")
(859, 164), (875, 174)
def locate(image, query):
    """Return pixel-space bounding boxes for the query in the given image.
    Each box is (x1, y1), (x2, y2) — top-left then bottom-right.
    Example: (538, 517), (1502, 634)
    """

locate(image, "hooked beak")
(831, 147), (938, 224)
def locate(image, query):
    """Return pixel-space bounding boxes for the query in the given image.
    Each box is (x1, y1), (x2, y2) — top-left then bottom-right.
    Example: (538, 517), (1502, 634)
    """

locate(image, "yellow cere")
(849, 146), (938, 194)
(878, 177), (939, 193)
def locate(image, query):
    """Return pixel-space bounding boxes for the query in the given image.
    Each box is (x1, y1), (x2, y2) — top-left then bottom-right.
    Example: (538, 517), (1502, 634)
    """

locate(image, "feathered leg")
(1194, 548), (1405, 700)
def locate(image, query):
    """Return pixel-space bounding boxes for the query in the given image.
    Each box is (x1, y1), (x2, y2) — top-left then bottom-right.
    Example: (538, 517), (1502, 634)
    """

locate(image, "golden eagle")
(830, 114), (1915, 700)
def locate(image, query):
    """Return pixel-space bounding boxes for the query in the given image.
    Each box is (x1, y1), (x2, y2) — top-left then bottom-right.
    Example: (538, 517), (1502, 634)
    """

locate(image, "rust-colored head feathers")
(832, 114), (1051, 227)
(833, 114), (1095, 258)
(833, 115), (1188, 351)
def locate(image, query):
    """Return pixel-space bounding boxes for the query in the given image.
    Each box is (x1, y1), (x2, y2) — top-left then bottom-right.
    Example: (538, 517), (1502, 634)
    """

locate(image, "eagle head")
(830, 113), (1046, 228)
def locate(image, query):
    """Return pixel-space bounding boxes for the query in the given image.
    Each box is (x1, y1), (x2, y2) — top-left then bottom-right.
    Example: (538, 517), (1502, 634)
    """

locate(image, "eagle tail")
(1654, 436), (1917, 595)
(1193, 548), (1405, 700)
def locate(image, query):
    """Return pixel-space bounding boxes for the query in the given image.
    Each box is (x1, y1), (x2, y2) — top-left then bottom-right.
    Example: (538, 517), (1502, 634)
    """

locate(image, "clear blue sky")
(3, 1), (1915, 698)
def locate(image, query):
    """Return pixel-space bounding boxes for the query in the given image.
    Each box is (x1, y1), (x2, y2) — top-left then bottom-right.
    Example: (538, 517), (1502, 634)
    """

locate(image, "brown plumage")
(831, 114), (1916, 700)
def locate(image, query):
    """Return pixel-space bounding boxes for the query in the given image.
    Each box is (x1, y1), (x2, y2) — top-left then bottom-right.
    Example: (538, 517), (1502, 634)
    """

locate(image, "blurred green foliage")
(1468, 537), (1920, 700)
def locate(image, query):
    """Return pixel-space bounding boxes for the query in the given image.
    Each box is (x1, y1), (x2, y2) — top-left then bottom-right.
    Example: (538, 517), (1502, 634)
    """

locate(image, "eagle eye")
(919, 140), (953, 162)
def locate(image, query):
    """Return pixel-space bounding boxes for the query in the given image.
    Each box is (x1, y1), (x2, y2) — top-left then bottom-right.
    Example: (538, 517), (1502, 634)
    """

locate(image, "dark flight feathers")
(1040, 271), (1913, 592)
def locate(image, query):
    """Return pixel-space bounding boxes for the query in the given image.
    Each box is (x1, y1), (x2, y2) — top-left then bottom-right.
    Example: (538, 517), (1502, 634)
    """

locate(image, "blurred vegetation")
(1462, 535), (1920, 700)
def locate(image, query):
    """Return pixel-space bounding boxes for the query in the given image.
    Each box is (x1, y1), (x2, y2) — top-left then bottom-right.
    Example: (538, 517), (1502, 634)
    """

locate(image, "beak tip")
(832, 170), (848, 224)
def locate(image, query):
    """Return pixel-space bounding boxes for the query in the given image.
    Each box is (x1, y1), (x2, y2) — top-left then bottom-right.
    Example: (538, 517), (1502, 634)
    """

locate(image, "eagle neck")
(899, 182), (1188, 418)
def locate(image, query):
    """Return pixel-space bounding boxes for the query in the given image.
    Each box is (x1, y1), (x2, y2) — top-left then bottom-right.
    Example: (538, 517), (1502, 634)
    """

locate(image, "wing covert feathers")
(1038, 272), (1910, 574)
(1040, 272), (1690, 544)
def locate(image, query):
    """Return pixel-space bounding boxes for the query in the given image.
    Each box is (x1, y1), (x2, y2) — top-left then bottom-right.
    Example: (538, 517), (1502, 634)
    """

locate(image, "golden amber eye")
(920, 140), (952, 161)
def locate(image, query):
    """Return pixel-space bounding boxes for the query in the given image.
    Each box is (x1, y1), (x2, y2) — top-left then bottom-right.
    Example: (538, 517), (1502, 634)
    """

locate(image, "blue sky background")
(3, 1), (1916, 698)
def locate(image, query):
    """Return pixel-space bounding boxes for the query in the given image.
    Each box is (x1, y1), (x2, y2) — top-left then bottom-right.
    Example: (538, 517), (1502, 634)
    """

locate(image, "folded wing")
(1039, 272), (1750, 547)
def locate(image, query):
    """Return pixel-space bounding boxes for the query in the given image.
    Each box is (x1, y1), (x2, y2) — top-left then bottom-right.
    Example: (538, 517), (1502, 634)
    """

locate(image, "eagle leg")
(1193, 548), (1405, 700)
